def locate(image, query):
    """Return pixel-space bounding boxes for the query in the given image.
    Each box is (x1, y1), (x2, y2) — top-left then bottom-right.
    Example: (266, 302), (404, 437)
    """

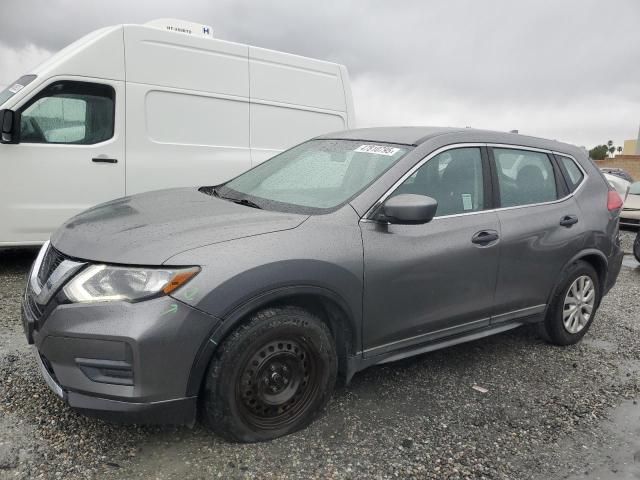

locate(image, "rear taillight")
(607, 190), (623, 211)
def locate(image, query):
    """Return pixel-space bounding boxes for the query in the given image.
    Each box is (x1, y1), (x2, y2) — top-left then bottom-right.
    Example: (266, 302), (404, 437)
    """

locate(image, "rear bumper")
(620, 210), (640, 227)
(604, 248), (624, 295)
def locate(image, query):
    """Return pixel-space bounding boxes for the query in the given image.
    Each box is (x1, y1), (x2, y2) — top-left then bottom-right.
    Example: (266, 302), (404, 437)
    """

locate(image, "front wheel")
(202, 306), (337, 442)
(633, 230), (640, 263)
(539, 260), (600, 345)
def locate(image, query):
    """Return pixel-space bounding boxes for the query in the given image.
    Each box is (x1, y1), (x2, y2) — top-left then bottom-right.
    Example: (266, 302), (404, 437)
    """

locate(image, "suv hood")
(51, 188), (308, 265)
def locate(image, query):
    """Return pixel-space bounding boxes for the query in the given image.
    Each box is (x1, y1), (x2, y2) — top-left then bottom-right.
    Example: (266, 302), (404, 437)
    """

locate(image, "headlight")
(63, 265), (200, 303)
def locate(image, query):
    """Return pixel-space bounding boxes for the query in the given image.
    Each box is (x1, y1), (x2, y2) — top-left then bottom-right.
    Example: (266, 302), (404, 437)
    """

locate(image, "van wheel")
(202, 306), (337, 442)
(539, 260), (600, 346)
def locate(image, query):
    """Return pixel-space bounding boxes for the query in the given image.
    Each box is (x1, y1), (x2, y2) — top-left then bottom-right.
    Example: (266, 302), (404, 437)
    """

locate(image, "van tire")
(202, 306), (337, 442)
(539, 260), (600, 346)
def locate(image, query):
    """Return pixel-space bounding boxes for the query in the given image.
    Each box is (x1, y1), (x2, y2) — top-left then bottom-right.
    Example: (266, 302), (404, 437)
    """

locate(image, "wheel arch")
(186, 286), (359, 397)
(548, 249), (608, 306)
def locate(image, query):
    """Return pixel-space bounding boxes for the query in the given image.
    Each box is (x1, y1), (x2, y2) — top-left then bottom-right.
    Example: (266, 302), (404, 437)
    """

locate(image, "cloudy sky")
(1, 0), (638, 149)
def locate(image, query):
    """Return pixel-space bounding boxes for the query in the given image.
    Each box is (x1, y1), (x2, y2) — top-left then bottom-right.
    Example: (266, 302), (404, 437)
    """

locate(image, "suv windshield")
(216, 139), (411, 214)
(0, 75), (37, 107)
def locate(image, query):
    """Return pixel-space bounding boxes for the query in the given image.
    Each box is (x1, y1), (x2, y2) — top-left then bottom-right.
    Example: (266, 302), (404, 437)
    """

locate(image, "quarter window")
(393, 147), (485, 217)
(493, 148), (558, 207)
(19, 81), (114, 145)
(557, 155), (584, 192)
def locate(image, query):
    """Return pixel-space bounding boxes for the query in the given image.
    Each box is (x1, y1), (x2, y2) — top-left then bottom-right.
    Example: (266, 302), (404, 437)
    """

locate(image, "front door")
(361, 146), (500, 356)
(0, 78), (125, 245)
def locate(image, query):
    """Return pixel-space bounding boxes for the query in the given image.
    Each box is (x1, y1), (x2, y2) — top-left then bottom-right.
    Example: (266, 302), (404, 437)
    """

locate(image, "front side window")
(392, 147), (485, 217)
(493, 148), (558, 207)
(218, 140), (411, 213)
(19, 81), (114, 145)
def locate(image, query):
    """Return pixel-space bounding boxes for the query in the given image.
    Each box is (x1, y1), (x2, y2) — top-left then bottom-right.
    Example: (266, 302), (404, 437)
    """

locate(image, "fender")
(185, 285), (360, 396)
(543, 247), (609, 316)
(562, 248), (609, 284)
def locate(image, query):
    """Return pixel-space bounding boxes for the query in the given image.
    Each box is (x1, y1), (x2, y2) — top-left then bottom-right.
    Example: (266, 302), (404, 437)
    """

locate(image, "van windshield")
(0, 75), (37, 107)
(215, 139), (411, 214)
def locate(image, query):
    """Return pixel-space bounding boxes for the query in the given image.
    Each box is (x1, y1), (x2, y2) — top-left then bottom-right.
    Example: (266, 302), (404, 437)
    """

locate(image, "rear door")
(361, 146), (501, 356)
(490, 146), (586, 324)
(0, 78), (124, 245)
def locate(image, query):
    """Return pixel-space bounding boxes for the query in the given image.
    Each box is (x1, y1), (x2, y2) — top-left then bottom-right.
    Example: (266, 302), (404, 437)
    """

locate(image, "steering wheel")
(27, 117), (46, 142)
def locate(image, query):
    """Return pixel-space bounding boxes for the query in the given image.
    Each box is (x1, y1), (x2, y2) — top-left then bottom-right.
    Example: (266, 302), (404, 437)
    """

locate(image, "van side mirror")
(382, 194), (438, 224)
(1, 109), (19, 144)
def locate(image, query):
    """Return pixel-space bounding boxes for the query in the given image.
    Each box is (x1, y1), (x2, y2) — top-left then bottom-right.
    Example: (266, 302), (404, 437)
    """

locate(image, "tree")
(609, 146), (616, 157)
(589, 145), (609, 160)
(617, 146), (623, 154)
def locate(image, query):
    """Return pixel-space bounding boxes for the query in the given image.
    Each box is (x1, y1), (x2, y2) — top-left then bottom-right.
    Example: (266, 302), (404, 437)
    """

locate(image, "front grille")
(37, 245), (66, 286)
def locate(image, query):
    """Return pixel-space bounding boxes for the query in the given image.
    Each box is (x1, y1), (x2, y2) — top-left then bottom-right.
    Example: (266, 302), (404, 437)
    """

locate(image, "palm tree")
(607, 140), (614, 157)
(617, 146), (623, 154)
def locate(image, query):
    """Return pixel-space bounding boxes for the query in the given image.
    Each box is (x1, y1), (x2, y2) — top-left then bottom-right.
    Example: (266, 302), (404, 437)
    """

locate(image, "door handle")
(559, 215), (578, 227)
(92, 157), (118, 164)
(471, 230), (499, 245)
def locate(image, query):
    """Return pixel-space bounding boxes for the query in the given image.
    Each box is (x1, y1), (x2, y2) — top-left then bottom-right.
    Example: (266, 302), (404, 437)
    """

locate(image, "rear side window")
(493, 148), (558, 207)
(18, 81), (114, 145)
(556, 155), (584, 192)
(393, 147), (485, 216)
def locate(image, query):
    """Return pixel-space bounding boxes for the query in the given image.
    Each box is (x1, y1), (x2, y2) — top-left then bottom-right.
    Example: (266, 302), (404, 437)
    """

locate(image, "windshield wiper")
(204, 186), (262, 209)
(232, 198), (262, 209)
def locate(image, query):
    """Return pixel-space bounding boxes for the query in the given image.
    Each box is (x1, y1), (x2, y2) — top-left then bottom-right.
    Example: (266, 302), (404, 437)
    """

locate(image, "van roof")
(317, 126), (582, 154)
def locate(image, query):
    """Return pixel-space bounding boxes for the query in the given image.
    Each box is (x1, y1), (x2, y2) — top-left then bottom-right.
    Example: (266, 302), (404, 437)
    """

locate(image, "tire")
(539, 260), (600, 346)
(201, 306), (337, 442)
(633, 231), (640, 263)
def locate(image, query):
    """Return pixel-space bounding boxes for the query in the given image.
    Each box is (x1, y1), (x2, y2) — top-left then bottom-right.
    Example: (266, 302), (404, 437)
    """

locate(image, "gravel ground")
(0, 233), (639, 480)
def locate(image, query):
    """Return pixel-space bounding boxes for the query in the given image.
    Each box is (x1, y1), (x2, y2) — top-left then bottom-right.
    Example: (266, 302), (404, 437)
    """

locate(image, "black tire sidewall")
(203, 307), (337, 442)
(543, 261), (600, 345)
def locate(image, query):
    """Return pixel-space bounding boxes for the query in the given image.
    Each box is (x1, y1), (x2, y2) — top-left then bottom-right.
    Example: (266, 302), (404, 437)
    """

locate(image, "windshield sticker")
(354, 144), (400, 156)
(462, 194), (473, 210)
(8, 84), (24, 94)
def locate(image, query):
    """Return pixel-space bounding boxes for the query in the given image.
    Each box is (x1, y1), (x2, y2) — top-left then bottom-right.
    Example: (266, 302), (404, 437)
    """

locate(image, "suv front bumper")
(23, 287), (219, 425)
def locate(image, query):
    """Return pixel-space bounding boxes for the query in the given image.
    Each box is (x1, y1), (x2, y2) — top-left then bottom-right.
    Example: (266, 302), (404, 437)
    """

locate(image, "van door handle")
(559, 215), (578, 227)
(471, 230), (499, 245)
(92, 157), (118, 164)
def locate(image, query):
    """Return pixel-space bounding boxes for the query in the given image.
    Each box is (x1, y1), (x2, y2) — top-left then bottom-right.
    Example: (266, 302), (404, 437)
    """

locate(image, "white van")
(0, 19), (355, 246)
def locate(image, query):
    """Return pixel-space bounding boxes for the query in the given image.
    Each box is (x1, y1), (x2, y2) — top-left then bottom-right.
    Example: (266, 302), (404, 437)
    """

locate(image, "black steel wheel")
(202, 306), (337, 442)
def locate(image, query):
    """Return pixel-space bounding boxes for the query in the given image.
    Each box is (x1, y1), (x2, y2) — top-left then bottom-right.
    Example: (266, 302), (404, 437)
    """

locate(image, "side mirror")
(1, 109), (19, 144)
(382, 194), (438, 224)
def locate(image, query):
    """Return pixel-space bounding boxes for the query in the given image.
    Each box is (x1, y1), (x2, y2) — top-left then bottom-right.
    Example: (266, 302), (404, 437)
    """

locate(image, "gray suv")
(22, 127), (624, 442)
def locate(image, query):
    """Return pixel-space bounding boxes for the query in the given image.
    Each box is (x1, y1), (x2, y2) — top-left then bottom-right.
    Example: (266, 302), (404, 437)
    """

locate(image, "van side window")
(19, 82), (114, 145)
(393, 147), (485, 216)
(556, 155), (584, 192)
(492, 148), (558, 207)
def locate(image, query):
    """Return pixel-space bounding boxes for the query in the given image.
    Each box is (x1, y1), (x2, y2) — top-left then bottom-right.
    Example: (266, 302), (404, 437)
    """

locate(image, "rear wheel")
(202, 306), (337, 442)
(633, 230), (640, 263)
(539, 260), (600, 345)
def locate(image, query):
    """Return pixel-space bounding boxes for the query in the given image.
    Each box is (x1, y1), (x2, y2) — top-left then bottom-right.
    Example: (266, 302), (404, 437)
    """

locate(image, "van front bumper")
(23, 294), (220, 425)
